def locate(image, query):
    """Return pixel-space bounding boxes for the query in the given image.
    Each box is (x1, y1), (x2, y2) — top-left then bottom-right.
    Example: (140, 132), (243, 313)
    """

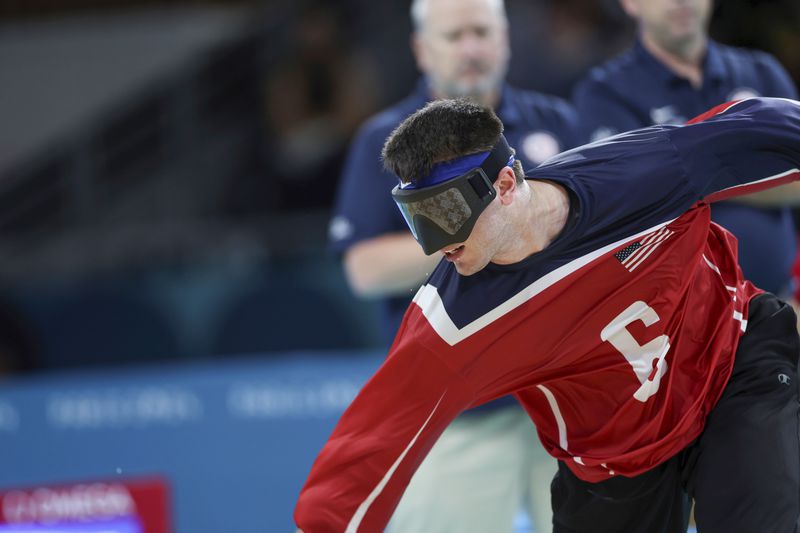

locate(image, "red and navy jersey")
(295, 98), (800, 532)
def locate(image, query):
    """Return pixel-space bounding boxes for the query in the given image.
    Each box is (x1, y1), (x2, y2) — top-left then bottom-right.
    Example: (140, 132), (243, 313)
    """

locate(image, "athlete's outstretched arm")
(672, 97), (800, 202)
(294, 332), (474, 532)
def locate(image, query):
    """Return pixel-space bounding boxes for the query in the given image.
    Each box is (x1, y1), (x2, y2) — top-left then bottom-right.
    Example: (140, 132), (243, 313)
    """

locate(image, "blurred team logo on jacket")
(521, 131), (561, 165)
(590, 126), (618, 143)
(649, 105), (686, 125)
(328, 215), (354, 242)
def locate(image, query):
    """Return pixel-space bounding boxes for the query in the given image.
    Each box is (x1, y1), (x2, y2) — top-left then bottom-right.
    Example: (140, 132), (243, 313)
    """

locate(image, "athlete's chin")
(452, 259), (488, 276)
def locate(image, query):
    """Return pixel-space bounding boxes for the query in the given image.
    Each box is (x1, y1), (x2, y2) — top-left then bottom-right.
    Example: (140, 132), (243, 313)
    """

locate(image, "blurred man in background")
(573, 0), (800, 297)
(328, 0), (583, 530)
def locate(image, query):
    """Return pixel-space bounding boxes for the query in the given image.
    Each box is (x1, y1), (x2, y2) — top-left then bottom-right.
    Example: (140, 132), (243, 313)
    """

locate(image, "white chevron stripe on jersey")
(413, 217), (678, 346)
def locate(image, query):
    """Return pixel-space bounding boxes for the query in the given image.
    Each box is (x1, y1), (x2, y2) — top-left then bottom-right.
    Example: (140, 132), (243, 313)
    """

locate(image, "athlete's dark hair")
(382, 98), (524, 185)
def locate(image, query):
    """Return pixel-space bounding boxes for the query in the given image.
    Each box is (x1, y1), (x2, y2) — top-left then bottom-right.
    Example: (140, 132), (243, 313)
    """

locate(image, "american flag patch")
(615, 227), (674, 272)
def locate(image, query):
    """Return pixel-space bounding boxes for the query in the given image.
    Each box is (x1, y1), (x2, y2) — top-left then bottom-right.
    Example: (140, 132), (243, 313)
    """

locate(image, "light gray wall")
(0, 6), (250, 172)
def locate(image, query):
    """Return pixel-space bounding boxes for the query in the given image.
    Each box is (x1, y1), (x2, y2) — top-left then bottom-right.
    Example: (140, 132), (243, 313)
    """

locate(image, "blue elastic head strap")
(402, 151), (491, 189)
(399, 135), (515, 190)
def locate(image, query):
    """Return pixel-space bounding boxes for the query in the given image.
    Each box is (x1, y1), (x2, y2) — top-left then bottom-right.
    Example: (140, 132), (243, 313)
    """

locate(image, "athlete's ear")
(494, 167), (517, 206)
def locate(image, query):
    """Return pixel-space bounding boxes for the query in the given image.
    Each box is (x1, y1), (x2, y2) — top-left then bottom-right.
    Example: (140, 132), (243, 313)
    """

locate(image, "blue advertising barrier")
(0, 351), (384, 532)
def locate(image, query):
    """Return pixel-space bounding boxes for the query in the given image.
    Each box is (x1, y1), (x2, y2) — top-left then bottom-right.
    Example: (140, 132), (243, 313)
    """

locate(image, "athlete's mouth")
(443, 245), (465, 260)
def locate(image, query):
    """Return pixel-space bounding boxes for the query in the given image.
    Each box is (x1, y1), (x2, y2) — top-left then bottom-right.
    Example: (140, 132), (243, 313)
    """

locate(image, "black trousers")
(551, 293), (800, 533)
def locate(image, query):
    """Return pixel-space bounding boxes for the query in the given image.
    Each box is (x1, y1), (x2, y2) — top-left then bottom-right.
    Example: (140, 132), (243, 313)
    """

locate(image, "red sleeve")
(294, 332), (475, 532)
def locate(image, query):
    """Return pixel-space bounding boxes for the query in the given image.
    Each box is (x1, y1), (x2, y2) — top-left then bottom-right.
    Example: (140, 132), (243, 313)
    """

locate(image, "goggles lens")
(396, 186), (473, 238)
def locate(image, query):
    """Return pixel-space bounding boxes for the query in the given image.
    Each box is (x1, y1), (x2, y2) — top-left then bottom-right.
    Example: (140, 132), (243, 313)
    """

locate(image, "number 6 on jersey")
(601, 301), (671, 402)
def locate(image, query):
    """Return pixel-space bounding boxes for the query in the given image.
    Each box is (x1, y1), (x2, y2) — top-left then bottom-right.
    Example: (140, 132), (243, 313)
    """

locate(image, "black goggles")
(391, 135), (514, 255)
